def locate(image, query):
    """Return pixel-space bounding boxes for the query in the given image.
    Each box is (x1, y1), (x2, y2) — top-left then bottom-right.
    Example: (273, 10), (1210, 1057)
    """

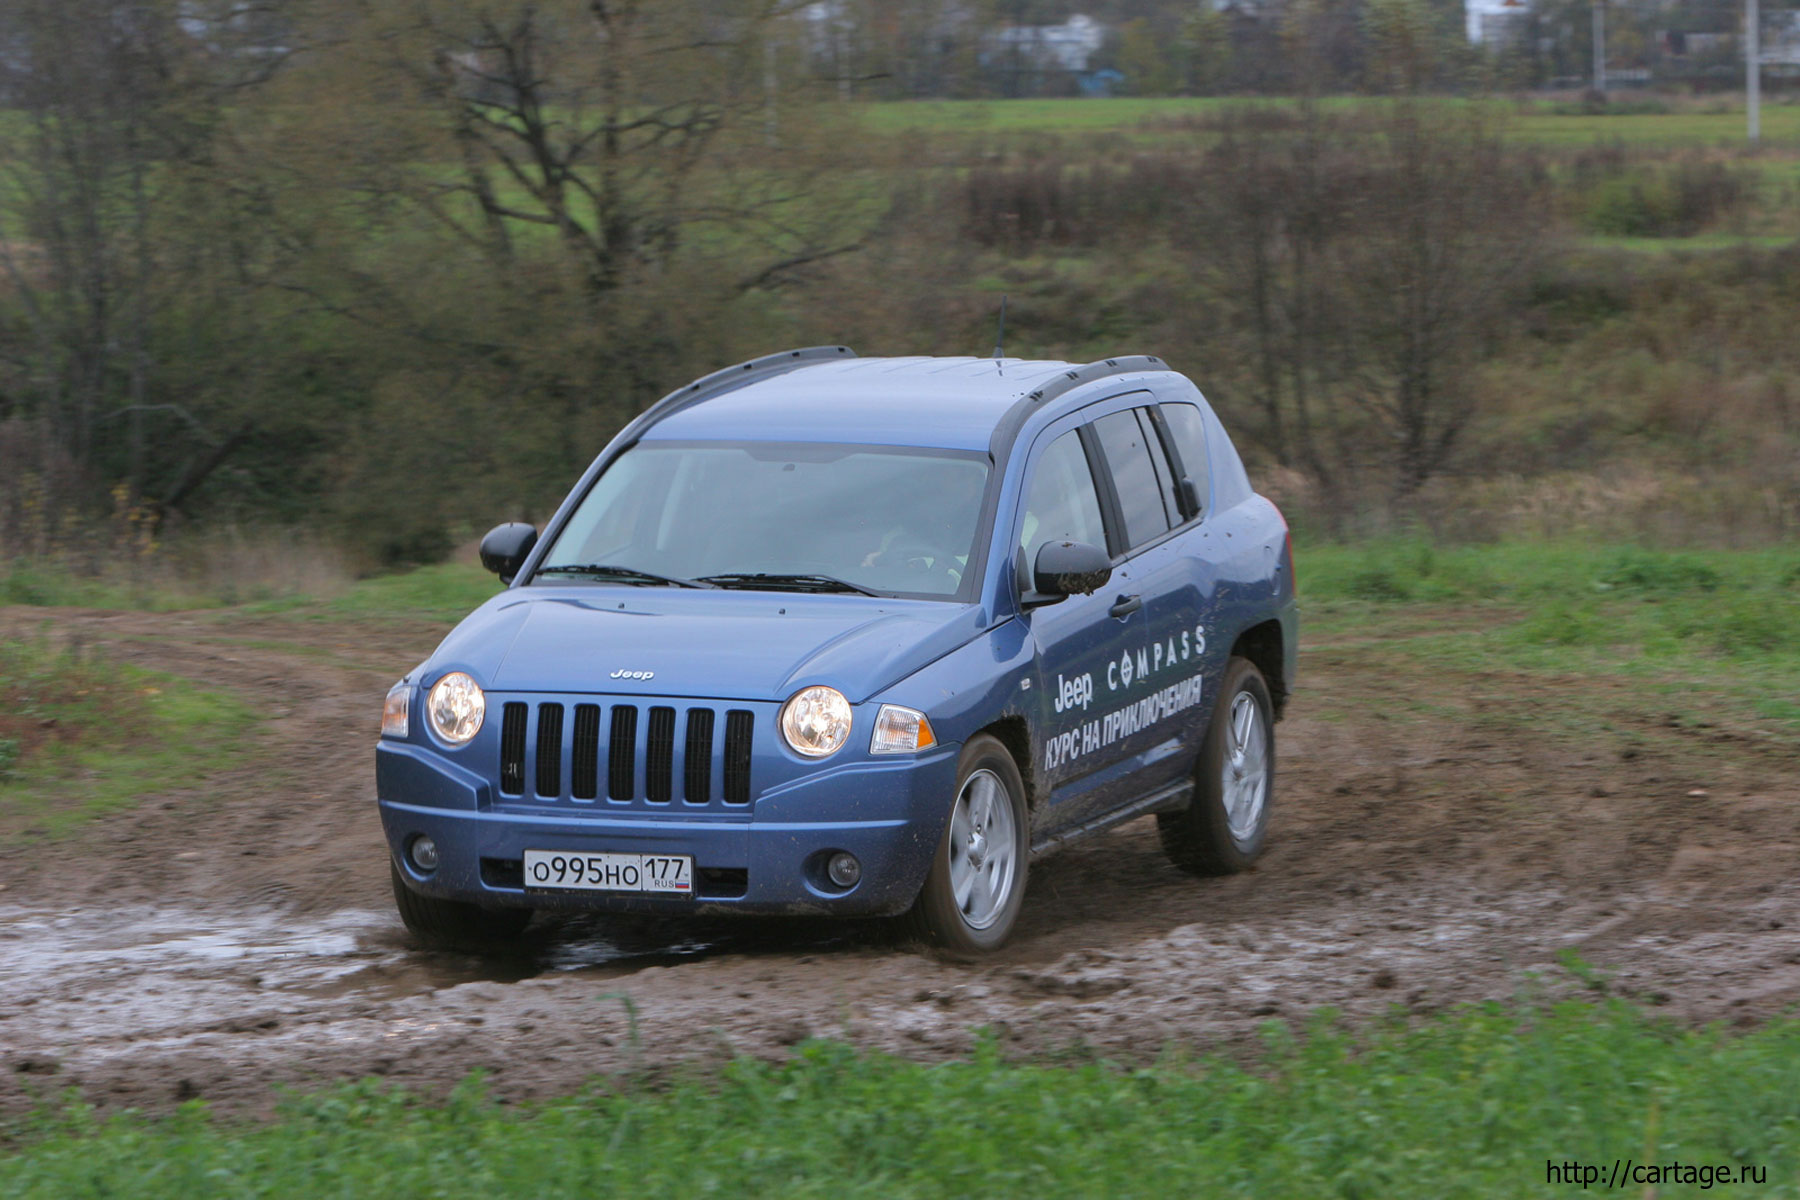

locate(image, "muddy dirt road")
(2, 605), (1797, 1115)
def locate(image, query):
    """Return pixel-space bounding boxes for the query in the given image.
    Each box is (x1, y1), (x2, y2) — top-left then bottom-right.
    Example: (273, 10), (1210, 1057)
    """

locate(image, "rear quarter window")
(1093, 408), (1174, 550)
(1159, 402), (1212, 518)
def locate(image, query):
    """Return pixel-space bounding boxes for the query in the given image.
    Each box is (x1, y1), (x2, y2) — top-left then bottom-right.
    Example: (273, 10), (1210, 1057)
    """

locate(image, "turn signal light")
(870, 704), (935, 755)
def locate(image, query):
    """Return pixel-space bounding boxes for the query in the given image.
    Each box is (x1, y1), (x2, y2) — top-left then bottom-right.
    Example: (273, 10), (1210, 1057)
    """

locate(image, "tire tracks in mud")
(2, 604), (1798, 1115)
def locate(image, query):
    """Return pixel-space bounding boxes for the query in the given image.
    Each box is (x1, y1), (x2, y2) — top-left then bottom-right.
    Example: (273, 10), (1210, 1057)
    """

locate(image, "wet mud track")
(2, 606), (1798, 1115)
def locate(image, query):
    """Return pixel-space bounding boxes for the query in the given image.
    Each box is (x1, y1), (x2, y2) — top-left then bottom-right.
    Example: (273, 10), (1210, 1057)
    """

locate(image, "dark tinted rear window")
(1094, 409), (1173, 549)
(1159, 402), (1211, 517)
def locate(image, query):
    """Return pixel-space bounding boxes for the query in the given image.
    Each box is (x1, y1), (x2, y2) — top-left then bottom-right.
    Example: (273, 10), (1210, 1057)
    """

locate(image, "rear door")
(1147, 396), (1227, 706)
(1075, 404), (1209, 817)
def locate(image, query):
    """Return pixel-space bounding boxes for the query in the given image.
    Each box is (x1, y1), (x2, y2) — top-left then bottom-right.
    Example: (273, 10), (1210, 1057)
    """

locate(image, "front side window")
(1093, 408), (1174, 549)
(536, 441), (990, 599)
(1019, 430), (1107, 566)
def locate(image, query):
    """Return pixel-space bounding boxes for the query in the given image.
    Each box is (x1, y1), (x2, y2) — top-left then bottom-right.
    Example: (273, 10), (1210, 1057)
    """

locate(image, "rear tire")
(1158, 656), (1274, 876)
(907, 734), (1030, 956)
(390, 862), (532, 949)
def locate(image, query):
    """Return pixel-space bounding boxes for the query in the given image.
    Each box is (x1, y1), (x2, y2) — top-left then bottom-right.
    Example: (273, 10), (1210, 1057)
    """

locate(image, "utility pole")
(1747, 0), (1762, 143)
(1592, 1), (1607, 94)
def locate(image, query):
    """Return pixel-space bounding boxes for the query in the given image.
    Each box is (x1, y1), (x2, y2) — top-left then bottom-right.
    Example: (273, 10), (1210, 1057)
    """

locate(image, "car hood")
(424, 586), (995, 705)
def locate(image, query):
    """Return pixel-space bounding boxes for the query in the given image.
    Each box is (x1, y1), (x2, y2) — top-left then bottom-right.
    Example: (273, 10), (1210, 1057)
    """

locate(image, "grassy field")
(4, 997), (1797, 1197)
(258, 542), (1800, 743)
(1298, 540), (1800, 738)
(1579, 231), (1800, 252)
(0, 634), (258, 839)
(7, 538), (1796, 830)
(859, 95), (1800, 148)
(4, 542), (1799, 1189)
(1512, 105), (1800, 148)
(239, 561), (504, 625)
(12, 542), (1800, 734)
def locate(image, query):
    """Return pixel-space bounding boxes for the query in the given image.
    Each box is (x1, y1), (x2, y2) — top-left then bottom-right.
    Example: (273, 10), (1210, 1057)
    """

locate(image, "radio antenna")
(991, 295), (1008, 366)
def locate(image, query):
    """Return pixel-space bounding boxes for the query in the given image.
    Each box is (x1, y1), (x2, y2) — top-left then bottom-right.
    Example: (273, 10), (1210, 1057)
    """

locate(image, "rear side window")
(1158, 402), (1211, 518)
(1137, 409), (1178, 520)
(1093, 408), (1174, 549)
(1020, 430), (1107, 564)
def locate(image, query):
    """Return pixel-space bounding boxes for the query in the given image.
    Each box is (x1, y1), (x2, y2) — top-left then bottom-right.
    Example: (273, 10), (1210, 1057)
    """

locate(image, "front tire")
(908, 734), (1030, 956)
(1158, 656), (1274, 876)
(390, 862), (532, 950)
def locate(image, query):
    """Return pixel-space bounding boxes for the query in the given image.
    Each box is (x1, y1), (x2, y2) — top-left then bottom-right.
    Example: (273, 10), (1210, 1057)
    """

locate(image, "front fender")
(868, 615), (1037, 776)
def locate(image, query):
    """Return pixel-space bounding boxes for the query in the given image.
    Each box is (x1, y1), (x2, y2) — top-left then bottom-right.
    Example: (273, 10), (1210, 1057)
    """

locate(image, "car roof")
(643, 356), (1087, 451)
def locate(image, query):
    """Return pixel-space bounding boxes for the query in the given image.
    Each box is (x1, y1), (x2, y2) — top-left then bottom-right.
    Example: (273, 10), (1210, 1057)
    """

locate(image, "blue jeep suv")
(378, 347), (1297, 954)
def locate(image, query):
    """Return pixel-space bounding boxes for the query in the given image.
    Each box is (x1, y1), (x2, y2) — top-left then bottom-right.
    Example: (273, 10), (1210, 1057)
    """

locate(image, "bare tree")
(0, 0), (168, 478)
(314, 0), (863, 306)
(1341, 102), (1547, 497)
(1185, 104), (1359, 503)
(0, 0), (283, 524)
(1184, 101), (1546, 510)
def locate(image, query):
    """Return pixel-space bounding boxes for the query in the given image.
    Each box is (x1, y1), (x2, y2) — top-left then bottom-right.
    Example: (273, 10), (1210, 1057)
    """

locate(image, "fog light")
(826, 851), (861, 889)
(410, 836), (440, 872)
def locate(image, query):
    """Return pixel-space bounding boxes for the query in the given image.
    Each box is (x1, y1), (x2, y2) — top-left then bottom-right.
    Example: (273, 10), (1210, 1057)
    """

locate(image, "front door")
(1014, 422), (1143, 838)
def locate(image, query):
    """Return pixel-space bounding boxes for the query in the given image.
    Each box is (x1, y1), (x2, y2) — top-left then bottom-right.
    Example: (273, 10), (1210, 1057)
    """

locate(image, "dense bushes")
(3, 71), (1797, 572)
(1575, 156), (1753, 237)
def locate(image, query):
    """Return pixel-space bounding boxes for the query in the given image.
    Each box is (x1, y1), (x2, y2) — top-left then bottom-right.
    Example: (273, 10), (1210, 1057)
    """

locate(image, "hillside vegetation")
(0, 2), (1795, 585)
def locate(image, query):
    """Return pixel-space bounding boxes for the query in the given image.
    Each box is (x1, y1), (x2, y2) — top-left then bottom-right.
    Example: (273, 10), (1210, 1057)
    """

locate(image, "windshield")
(534, 441), (991, 599)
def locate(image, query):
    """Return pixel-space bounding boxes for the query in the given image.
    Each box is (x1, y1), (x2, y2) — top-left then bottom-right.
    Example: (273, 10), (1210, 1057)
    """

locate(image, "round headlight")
(780, 685), (852, 758)
(427, 672), (485, 745)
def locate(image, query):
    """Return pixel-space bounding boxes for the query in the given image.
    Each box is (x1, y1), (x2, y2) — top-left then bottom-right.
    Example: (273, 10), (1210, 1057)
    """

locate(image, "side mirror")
(1030, 540), (1112, 604)
(479, 522), (538, 583)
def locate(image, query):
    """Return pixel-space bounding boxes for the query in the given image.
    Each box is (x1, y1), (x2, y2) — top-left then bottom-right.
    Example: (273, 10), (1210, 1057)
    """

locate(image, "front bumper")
(378, 740), (961, 917)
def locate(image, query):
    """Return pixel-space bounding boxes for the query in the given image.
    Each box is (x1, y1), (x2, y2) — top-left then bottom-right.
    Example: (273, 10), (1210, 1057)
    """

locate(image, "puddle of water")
(0, 897), (917, 1074)
(0, 906), (387, 987)
(0, 902), (870, 1020)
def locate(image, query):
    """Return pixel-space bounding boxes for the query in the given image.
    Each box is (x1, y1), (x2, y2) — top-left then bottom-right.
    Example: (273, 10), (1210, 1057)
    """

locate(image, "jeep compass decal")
(1109, 624), (1206, 693)
(1044, 671), (1208, 772)
(1043, 622), (1212, 772)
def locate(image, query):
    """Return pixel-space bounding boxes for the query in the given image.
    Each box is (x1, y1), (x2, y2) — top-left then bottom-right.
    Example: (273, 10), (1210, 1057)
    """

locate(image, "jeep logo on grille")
(610, 669), (654, 680)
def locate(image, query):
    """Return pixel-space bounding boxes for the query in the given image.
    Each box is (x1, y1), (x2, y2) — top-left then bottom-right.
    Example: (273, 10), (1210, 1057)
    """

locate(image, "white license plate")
(522, 850), (693, 895)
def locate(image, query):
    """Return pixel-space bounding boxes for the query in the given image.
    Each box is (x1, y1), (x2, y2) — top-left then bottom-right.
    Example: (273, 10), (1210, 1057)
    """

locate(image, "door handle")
(1109, 593), (1143, 619)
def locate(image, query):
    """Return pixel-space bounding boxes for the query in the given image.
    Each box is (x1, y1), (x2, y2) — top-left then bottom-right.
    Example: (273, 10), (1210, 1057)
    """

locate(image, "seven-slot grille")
(498, 700), (755, 808)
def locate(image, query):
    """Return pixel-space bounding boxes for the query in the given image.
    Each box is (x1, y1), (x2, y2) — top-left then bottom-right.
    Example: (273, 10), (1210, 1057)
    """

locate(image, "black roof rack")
(634, 345), (857, 430)
(987, 354), (1176, 463)
(1021, 355), (1171, 407)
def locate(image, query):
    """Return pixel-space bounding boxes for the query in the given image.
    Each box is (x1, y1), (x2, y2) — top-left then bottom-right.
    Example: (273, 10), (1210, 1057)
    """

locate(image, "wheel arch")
(1230, 619), (1288, 720)
(975, 715), (1043, 813)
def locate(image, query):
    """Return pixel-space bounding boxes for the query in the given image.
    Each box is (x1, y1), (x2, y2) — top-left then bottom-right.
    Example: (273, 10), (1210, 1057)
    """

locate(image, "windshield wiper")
(697, 572), (879, 596)
(534, 564), (713, 588)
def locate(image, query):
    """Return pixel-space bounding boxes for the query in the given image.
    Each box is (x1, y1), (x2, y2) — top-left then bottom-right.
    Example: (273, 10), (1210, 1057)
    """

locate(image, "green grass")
(1296, 540), (1800, 744)
(859, 95), (1800, 148)
(1512, 106), (1800, 147)
(0, 636), (258, 839)
(0, 562), (222, 612)
(1579, 232), (1799, 253)
(859, 96), (1258, 133)
(5, 997), (1798, 1197)
(1299, 540), (1800, 653)
(1, 557), (500, 624)
(242, 561), (501, 624)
